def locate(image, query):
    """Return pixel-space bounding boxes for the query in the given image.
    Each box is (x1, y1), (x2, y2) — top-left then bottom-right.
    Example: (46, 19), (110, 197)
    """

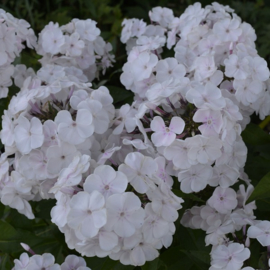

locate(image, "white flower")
(224, 55), (250, 80)
(50, 154), (90, 194)
(186, 135), (222, 164)
(46, 142), (77, 176)
(208, 187), (238, 214)
(67, 190), (107, 240)
(60, 255), (90, 270)
(132, 51), (158, 82)
(163, 139), (191, 169)
(119, 152), (158, 193)
(77, 99), (109, 134)
(211, 243), (250, 270)
(213, 18), (242, 42)
(186, 82), (226, 109)
(178, 164), (213, 193)
(149, 7), (174, 28)
(13, 252), (30, 270)
(193, 109), (223, 136)
(142, 205), (170, 243)
(27, 253), (60, 270)
(106, 192), (145, 237)
(14, 115), (44, 155)
(84, 165), (128, 198)
(247, 221), (270, 246)
(63, 32), (85, 57)
(155, 58), (186, 82)
(42, 24), (65, 55)
(75, 19), (101, 41)
(55, 109), (94, 145)
(150, 116), (185, 147)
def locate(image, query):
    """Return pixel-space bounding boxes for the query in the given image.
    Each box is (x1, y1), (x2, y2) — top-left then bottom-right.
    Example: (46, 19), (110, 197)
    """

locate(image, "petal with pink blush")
(169, 116), (185, 134)
(150, 116), (165, 132)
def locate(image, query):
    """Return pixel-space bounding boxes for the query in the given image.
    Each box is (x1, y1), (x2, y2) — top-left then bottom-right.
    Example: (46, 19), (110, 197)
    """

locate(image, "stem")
(259, 115), (270, 129)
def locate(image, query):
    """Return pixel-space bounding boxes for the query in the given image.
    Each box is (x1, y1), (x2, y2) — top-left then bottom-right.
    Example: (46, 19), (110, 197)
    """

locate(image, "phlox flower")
(55, 109), (94, 145)
(67, 190), (107, 240)
(84, 165), (128, 198)
(119, 152), (158, 193)
(41, 24), (65, 55)
(106, 192), (145, 237)
(74, 19), (101, 41)
(150, 116), (185, 147)
(210, 243), (250, 270)
(14, 115), (44, 155)
(208, 187), (238, 214)
(178, 164), (213, 193)
(247, 221), (270, 246)
(27, 253), (60, 270)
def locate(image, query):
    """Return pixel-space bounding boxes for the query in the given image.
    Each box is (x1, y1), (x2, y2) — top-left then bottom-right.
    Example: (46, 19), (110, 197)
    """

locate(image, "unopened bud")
(245, 237), (250, 247)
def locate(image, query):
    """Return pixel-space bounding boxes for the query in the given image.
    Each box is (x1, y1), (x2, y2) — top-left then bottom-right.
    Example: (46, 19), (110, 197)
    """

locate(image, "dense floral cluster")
(36, 19), (115, 81)
(0, 15), (183, 267)
(2, 2), (270, 269)
(120, 2), (270, 269)
(0, 9), (36, 98)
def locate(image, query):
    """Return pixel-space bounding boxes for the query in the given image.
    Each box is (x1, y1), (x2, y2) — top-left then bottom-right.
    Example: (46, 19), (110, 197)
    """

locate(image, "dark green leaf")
(0, 253), (13, 270)
(141, 258), (159, 270)
(107, 85), (133, 104)
(247, 171), (270, 203)
(172, 189), (204, 202)
(242, 123), (270, 145)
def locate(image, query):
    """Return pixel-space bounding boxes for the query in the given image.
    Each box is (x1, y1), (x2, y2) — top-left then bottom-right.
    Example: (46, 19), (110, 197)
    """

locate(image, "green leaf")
(244, 155), (270, 185)
(141, 258), (159, 270)
(35, 199), (56, 220)
(84, 257), (120, 270)
(0, 203), (5, 218)
(180, 250), (210, 269)
(242, 123), (270, 145)
(0, 253), (13, 270)
(258, 251), (268, 270)
(160, 247), (194, 270)
(247, 171), (270, 203)
(107, 85), (133, 104)
(172, 189), (205, 203)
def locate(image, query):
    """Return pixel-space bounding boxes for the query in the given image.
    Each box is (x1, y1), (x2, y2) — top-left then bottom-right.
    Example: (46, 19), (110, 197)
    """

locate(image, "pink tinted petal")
(125, 152), (143, 171)
(152, 132), (175, 147)
(150, 116), (165, 132)
(169, 117), (185, 134)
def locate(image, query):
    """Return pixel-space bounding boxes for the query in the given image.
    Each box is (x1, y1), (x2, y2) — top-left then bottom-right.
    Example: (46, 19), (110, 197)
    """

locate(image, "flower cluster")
(0, 9), (36, 98)
(3, 2), (270, 269)
(13, 244), (91, 270)
(36, 19), (114, 81)
(119, 1), (270, 269)
(0, 16), (183, 267)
